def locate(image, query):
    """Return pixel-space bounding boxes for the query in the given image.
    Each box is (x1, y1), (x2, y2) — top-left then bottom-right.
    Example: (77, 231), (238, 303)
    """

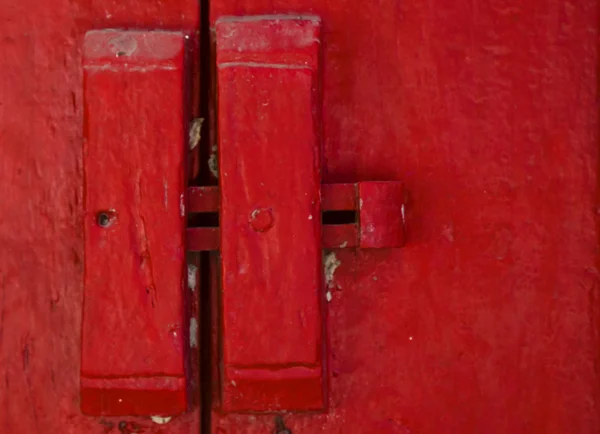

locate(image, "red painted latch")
(80, 18), (405, 418)
(81, 30), (191, 416)
(187, 182), (406, 251)
(186, 16), (406, 413)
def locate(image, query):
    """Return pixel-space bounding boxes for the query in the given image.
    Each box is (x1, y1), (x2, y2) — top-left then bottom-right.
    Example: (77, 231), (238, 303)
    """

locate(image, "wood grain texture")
(81, 29), (188, 417)
(0, 1), (201, 432)
(209, 1), (600, 433)
(216, 16), (325, 412)
(358, 182), (405, 248)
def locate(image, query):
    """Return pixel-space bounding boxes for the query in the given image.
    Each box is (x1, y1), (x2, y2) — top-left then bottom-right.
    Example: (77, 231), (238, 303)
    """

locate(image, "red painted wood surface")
(216, 16), (325, 412)
(188, 186), (220, 213)
(81, 30), (189, 416)
(208, 2), (600, 434)
(1, 0), (600, 433)
(188, 183), (358, 214)
(186, 182), (406, 253)
(0, 1), (201, 433)
(321, 183), (357, 211)
(359, 181), (405, 248)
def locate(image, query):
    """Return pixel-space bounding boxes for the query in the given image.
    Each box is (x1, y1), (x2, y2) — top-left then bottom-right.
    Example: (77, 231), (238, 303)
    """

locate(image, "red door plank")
(209, 2), (600, 434)
(81, 30), (188, 416)
(0, 1), (201, 432)
(216, 16), (325, 412)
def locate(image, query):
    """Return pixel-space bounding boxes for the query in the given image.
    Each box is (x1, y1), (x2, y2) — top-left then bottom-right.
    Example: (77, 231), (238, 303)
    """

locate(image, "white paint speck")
(151, 416), (172, 424)
(359, 198), (364, 208)
(188, 264), (197, 292)
(308, 215), (313, 220)
(401, 204), (406, 224)
(339, 241), (348, 248)
(326, 291), (332, 302)
(188, 118), (204, 150)
(231, 380), (237, 387)
(373, 276), (378, 281)
(208, 145), (219, 178)
(409, 336), (413, 341)
(180, 194), (185, 216)
(107, 34), (138, 57)
(442, 224), (455, 242)
(118, 398), (122, 403)
(189, 318), (198, 348)
(324, 252), (341, 289)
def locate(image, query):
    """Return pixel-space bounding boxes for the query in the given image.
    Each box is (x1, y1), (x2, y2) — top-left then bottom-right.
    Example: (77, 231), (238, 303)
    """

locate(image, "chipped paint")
(187, 264), (197, 292)
(150, 416), (172, 424)
(106, 33), (138, 57)
(326, 291), (332, 302)
(188, 117), (203, 150)
(208, 145), (219, 178)
(180, 193), (185, 216)
(189, 317), (198, 348)
(216, 15), (321, 54)
(324, 252), (341, 289)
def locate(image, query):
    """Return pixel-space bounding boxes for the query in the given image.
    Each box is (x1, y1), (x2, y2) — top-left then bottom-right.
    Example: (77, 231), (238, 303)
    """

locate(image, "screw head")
(96, 210), (117, 228)
(249, 208), (274, 232)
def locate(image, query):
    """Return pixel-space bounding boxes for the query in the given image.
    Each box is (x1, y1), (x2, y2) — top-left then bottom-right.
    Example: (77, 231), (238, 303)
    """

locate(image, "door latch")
(81, 16), (405, 417)
(187, 16), (406, 413)
(81, 29), (191, 417)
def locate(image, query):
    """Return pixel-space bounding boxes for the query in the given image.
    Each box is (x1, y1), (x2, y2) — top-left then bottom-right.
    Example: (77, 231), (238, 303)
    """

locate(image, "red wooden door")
(1, 0), (599, 433)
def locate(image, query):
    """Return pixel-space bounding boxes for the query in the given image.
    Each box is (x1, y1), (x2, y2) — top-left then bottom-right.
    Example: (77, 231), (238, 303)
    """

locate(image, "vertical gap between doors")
(198, 0), (213, 430)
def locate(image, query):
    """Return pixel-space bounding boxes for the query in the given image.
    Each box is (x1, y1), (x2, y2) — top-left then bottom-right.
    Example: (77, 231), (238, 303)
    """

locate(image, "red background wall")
(1, 0), (599, 433)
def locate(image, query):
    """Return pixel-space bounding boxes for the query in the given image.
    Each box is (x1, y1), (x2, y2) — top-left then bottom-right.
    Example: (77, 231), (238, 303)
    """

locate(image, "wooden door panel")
(0, 1), (201, 432)
(209, 1), (599, 433)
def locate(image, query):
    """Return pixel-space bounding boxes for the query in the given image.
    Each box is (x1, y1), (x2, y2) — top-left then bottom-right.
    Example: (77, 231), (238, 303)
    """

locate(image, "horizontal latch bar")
(187, 225), (359, 251)
(187, 186), (220, 213)
(187, 183), (357, 214)
(187, 227), (220, 251)
(186, 181), (405, 251)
